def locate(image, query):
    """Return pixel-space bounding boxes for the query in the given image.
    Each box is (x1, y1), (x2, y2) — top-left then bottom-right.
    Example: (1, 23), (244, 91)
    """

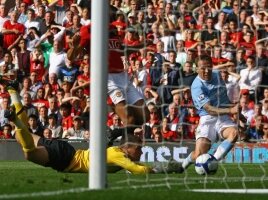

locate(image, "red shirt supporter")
(238, 31), (256, 58)
(161, 117), (178, 141)
(0, 131), (12, 139)
(184, 40), (197, 50)
(184, 107), (200, 139)
(3, 20), (25, 49)
(111, 20), (127, 37)
(62, 115), (73, 131)
(229, 31), (243, 45)
(238, 42), (256, 58)
(80, 24), (91, 51)
(30, 59), (45, 82)
(77, 74), (90, 96)
(212, 57), (229, 65)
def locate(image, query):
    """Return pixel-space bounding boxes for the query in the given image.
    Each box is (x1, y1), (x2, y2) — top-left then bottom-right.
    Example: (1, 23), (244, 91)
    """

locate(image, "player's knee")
(192, 151), (200, 160)
(228, 128), (238, 143)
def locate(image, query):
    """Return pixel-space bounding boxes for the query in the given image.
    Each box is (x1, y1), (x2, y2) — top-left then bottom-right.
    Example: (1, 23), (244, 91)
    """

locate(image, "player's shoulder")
(107, 146), (124, 155)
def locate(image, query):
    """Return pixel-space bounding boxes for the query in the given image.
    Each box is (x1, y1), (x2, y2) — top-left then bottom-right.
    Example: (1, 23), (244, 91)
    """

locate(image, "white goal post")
(89, 0), (109, 189)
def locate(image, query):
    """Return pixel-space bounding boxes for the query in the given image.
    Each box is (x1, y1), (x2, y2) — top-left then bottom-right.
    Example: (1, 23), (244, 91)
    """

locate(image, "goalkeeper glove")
(152, 159), (184, 174)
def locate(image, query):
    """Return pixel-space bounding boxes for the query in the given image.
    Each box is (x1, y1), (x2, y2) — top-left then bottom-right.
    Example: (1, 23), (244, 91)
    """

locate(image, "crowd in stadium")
(0, 0), (267, 143)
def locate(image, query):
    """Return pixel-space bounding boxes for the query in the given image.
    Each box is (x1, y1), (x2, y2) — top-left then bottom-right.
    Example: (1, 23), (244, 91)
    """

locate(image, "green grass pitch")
(0, 161), (268, 200)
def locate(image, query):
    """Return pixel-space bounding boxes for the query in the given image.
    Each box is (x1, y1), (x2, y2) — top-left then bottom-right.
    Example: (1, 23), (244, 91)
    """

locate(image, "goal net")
(103, 0), (268, 193)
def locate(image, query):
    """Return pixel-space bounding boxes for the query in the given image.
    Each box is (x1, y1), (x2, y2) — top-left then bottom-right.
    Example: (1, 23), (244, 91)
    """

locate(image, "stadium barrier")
(1, 139), (267, 163)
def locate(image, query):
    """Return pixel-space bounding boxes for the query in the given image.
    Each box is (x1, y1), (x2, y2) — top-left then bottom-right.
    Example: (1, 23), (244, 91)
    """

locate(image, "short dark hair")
(2, 123), (12, 130)
(48, 113), (57, 120)
(197, 55), (212, 64)
(28, 114), (38, 120)
(60, 102), (72, 110)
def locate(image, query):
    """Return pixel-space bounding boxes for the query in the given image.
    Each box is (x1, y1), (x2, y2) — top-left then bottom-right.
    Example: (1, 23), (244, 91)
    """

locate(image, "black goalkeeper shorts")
(37, 138), (76, 172)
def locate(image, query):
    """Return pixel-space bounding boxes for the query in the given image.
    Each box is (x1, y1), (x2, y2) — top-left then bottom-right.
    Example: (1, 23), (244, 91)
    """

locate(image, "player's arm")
(203, 103), (239, 116)
(110, 154), (152, 174)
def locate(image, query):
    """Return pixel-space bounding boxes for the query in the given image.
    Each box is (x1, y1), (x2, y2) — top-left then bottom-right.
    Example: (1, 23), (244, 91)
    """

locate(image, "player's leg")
(213, 126), (238, 160)
(114, 100), (135, 126)
(7, 87), (50, 166)
(131, 99), (150, 125)
(182, 137), (211, 170)
(182, 115), (214, 170)
(125, 79), (149, 126)
(7, 87), (36, 153)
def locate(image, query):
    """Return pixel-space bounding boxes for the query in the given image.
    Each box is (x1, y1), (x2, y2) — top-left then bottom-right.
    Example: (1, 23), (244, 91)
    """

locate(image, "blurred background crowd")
(0, 0), (267, 143)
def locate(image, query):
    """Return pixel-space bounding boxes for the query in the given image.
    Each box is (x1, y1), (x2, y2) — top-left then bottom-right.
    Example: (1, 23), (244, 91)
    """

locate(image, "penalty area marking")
(190, 189), (268, 194)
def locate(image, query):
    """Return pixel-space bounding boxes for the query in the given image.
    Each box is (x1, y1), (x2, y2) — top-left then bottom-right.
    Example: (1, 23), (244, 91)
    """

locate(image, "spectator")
(62, 115), (86, 139)
(0, 97), (10, 127)
(178, 61), (197, 88)
(17, 2), (28, 24)
(240, 96), (254, 125)
(20, 77), (36, 99)
(39, 11), (57, 35)
(184, 107), (199, 139)
(17, 38), (31, 78)
(42, 128), (52, 139)
(263, 123), (268, 141)
(37, 105), (48, 129)
(58, 58), (79, 86)
(109, 113), (123, 130)
(24, 8), (40, 33)
(23, 92), (39, 117)
(28, 114), (44, 136)
(246, 115), (264, 140)
(175, 40), (187, 66)
(161, 117), (178, 142)
(47, 40), (67, 77)
(201, 17), (219, 48)
(46, 113), (62, 138)
(153, 131), (162, 143)
(143, 87), (159, 105)
(144, 104), (161, 139)
(30, 48), (46, 83)
(32, 87), (49, 109)
(250, 104), (268, 128)
(0, 123), (12, 139)
(2, 10), (25, 50)
(239, 56), (262, 98)
(59, 102), (73, 132)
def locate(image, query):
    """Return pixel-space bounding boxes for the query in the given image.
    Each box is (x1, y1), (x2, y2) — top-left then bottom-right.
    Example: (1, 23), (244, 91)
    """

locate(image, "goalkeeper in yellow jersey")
(6, 87), (183, 174)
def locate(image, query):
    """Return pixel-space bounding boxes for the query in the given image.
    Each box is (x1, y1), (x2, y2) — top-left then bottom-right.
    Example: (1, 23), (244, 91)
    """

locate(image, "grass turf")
(0, 161), (268, 200)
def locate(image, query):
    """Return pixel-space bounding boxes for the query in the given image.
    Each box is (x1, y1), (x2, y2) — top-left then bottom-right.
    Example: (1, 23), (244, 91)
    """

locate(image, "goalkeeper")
(6, 87), (182, 174)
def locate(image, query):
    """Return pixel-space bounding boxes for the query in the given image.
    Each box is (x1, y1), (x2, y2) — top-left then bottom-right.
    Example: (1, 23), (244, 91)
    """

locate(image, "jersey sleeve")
(107, 147), (151, 174)
(191, 79), (210, 110)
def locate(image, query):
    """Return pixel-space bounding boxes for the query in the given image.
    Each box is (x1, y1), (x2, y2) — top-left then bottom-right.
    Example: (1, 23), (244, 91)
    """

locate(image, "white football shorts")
(195, 115), (237, 143)
(108, 72), (143, 105)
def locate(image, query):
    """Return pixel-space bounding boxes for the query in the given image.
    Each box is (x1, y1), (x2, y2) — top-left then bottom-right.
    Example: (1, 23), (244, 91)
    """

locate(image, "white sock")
(213, 140), (233, 160)
(182, 152), (193, 169)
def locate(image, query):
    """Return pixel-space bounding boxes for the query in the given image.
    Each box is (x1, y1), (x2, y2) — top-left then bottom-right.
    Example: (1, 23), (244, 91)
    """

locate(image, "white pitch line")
(191, 189), (268, 194)
(0, 187), (89, 199)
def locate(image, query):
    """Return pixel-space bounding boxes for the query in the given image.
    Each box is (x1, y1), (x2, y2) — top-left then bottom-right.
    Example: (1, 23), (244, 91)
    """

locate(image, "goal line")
(190, 189), (268, 194)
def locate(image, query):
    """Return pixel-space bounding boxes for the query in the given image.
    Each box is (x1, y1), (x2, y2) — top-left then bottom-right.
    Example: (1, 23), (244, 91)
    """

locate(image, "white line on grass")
(0, 188), (89, 199)
(191, 189), (268, 194)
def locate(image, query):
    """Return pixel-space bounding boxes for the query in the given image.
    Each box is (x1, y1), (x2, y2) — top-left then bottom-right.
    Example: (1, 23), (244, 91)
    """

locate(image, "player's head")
(196, 55), (213, 81)
(120, 134), (143, 161)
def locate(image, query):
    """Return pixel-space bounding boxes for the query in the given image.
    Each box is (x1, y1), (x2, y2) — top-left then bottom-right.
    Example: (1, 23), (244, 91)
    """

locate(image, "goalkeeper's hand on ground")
(152, 159), (184, 174)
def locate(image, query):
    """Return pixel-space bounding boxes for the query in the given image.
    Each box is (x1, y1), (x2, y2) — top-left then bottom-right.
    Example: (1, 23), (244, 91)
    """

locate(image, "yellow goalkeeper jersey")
(64, 146), (151, 174)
